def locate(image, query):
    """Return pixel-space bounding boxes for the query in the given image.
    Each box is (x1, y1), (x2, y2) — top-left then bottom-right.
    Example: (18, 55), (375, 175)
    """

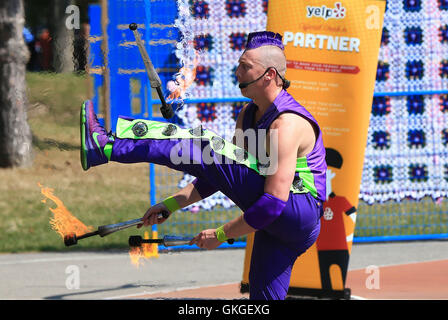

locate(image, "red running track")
(124, 259), (448, 300)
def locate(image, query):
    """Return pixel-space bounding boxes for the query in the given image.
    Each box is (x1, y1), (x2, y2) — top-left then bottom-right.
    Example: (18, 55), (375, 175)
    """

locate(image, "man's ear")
(265, 67), (277, 81)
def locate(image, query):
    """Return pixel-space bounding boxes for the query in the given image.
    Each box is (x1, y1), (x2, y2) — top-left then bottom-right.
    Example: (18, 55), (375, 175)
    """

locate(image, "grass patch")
(0, 72), (242, 253)
(0, 72), (151, 252)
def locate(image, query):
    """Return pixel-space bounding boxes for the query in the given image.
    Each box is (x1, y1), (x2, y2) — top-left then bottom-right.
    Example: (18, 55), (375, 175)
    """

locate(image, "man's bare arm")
(168, 182), (203, 209)
(217, 113), (316, 238)
(264, 113), (316, 202)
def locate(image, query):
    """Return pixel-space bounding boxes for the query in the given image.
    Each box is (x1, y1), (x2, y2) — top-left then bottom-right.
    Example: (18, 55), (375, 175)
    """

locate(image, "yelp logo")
(306, 2), (346, 20)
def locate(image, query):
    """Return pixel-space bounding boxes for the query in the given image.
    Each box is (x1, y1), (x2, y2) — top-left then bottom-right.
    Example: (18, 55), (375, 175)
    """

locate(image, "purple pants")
(110, 127), (322, 300)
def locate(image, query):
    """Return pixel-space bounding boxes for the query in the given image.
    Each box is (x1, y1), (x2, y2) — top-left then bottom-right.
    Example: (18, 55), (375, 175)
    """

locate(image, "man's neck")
(253, 86), (283, 115)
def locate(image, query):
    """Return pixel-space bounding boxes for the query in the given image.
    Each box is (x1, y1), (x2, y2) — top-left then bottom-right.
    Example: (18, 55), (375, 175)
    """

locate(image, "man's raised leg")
(81, 100), (265, 210)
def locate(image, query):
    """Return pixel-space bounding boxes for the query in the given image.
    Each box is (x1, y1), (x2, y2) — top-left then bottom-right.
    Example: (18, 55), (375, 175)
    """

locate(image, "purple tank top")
(242, 89), (327, 201)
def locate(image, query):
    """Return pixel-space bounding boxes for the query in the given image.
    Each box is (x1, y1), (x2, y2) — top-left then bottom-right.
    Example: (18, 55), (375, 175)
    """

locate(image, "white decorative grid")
(361, 0), (448, 203)
(172, 0), (448, 209)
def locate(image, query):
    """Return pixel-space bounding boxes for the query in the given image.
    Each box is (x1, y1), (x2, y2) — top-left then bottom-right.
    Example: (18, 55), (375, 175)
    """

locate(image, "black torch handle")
(157, 210), (170, 219)
(156, 87), (174, 119)
(76, 230), (100, 241)
(138, 237), (235, 245)
(140, 238), (164, 244)
(129, 23), (174, 119)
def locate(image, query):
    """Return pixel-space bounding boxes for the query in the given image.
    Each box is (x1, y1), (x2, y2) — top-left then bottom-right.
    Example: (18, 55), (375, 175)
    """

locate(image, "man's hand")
(189, 229), (222, 250)
(138, 202), (170, 228)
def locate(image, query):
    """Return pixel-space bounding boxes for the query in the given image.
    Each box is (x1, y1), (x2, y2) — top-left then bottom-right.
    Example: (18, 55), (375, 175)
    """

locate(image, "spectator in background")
(35, 27), (53, 71)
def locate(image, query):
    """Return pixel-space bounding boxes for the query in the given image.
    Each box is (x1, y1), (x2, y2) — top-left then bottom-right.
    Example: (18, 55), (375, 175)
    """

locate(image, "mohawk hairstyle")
(245, 31), (284, 51)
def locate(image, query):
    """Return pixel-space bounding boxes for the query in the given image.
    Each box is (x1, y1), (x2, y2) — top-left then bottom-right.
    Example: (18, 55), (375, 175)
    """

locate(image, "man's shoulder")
(277, 91), (317, 121)
(272, 112), (313, 130)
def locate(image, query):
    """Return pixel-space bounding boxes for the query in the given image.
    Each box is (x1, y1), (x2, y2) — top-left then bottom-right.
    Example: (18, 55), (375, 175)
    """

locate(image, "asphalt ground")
(0, 240), (447, 300)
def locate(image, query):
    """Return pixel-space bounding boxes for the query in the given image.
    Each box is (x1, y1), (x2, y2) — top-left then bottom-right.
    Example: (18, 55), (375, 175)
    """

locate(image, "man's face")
(235, 49), (266, 98)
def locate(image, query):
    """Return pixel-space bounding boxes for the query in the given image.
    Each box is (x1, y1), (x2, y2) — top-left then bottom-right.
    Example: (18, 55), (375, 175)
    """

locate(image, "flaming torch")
(39, 183), (94, 241)
(39, 183), (169, 247)
(129, 23), (174, 119)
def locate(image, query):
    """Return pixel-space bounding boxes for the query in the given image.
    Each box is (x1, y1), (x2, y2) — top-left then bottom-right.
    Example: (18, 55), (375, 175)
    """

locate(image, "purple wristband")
(243, 193), (287, 230)
(192, 178), (218, 199)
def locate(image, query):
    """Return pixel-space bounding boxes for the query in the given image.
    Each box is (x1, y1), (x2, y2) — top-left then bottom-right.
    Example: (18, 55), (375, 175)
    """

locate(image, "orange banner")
(242, 0), (385, 298)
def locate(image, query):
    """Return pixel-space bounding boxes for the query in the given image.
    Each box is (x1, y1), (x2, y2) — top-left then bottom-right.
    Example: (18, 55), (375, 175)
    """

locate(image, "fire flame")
(39, 183), (94, 239)
(128, 230), (159, 268)
(166, 52), (200, 103)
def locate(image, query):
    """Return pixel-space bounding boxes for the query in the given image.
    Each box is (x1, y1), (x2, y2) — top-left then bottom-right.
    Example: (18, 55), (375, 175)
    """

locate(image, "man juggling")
(80, 31), (327, 300)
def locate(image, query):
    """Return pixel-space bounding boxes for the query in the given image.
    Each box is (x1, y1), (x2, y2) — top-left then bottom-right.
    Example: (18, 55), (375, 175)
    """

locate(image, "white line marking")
(0, 254), (128, 266)
(104, 281), (241, 300)
(350, 295), (368, 300)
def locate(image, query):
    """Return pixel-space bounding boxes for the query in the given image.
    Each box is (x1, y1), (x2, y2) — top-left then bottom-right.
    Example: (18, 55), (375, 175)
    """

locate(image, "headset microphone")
(238, 67), (290, 90)
(238, 69), (270, 89)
